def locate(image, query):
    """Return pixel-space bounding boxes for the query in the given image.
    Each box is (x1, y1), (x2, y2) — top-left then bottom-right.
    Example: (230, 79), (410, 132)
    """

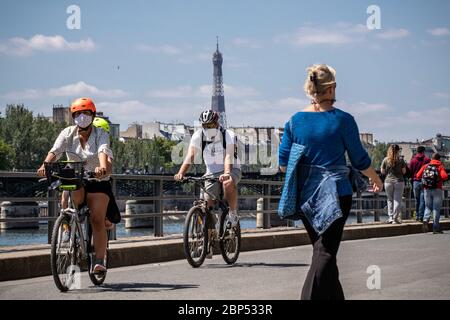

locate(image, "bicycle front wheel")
(50, 215), (79, 292)
(183, 207), (208, 268)
(219, 210), (241, 265)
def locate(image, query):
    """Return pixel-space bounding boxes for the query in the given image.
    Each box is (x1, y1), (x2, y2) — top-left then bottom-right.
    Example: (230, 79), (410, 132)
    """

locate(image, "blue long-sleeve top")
(279, 108), (371, 196)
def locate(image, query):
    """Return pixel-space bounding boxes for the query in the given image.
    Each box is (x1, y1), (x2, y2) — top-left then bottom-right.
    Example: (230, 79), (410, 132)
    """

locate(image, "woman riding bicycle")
(37, 97), (114, 273)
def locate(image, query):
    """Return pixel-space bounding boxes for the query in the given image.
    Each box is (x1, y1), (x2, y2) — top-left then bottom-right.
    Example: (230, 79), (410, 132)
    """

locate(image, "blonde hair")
(387, 144), (400, 167)
(303, 64), (337, 99)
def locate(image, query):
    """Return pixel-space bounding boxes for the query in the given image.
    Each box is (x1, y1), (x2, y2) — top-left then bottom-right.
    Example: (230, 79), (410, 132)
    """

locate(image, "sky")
(1, 0), (450, 142)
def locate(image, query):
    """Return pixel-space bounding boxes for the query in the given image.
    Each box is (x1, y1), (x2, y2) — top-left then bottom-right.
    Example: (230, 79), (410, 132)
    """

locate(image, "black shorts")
(83, 180), (121, 224)
(84, 180), (113, 197)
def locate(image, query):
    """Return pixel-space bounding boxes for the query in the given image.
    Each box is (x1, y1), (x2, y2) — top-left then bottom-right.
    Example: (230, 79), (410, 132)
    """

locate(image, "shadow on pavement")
(205, 262), (309, 269)
(71, 282), (199, 293)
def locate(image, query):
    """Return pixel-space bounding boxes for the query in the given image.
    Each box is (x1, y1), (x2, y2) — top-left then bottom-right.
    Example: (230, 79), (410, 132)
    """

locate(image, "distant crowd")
(381, 145), (448, 233)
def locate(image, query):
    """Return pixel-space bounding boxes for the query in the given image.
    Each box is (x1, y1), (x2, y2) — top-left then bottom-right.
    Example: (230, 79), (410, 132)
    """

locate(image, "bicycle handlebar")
(181, 176), (219, 183)
(38, 170), (103, 183)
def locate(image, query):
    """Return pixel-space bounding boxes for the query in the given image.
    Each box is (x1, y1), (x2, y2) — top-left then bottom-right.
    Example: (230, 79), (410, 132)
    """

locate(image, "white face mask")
(202, 128), (218, 141)
(74, 114), (93, 129)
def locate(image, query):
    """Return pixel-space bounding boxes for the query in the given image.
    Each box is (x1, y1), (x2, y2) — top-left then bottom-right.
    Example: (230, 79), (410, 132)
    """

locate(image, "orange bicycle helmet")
(70, 97), (96, 114)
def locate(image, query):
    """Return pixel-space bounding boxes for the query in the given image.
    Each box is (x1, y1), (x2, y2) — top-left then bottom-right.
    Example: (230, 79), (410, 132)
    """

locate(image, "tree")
(0, 139), (14, 170)
(0, 104), (34, 169)
(368, 142), (388, 170)
(0, 104), (66, 170)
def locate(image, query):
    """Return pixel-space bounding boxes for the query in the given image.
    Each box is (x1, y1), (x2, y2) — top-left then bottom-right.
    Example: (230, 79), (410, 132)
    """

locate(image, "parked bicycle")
(181, 176), (241, 268)
(41, 158), (110, 292)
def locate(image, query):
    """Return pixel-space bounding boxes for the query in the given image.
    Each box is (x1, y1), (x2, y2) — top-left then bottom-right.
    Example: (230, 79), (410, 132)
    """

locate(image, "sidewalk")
(1, 219), (449, 281)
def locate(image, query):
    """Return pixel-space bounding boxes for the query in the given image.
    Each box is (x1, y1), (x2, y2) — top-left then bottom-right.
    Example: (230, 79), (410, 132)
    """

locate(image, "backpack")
(201, 128), (238, 162)
(421, 164), (440, 189)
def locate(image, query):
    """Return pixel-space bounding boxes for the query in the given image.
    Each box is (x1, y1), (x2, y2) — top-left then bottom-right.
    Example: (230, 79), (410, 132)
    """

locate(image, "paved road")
(1, 232), (450, 300)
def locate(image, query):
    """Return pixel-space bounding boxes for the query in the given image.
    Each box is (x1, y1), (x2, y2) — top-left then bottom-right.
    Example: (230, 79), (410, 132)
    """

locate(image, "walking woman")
(278, 64), (383, 300)
(381, 144), (407, 224)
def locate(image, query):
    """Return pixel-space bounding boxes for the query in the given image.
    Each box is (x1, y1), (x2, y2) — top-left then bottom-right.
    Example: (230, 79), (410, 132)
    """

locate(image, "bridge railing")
(1, 172), (449, 243)
(0, 172), (283, 242)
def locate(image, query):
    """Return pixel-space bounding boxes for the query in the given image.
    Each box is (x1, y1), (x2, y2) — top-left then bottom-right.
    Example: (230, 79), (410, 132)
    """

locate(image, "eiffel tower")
(211, 37), (227, 128)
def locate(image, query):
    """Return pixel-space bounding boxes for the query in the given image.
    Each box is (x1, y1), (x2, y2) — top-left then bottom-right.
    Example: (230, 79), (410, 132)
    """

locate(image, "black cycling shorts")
(84, 180), (113, 196)
(83, 180), (121, 224)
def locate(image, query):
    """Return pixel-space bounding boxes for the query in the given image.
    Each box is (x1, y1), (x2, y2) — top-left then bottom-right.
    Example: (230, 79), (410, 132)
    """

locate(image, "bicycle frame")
(61, 193), (89, 261)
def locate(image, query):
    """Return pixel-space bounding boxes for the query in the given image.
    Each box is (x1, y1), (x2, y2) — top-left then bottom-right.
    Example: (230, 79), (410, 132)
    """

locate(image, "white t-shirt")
(50, 126), (114, 181)
(189, 128), (241, 175)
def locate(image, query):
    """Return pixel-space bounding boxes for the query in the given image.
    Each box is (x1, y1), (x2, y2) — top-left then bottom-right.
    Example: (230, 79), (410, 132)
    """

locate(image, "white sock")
(230, 210), (238, 216)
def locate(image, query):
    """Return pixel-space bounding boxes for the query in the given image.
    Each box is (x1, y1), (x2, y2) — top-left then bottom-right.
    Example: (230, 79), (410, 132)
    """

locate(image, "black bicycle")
(42, 159), (110, 292)
(181, 176), (241, 268)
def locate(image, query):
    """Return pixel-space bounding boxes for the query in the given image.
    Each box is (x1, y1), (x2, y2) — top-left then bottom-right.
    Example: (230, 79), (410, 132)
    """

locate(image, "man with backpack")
(416, 153), (448, 234)
(408, 146), (430, 222)
(174, 110), (242, 253)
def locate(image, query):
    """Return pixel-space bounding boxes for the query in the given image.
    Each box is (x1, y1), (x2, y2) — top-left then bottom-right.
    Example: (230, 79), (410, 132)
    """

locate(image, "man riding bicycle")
(174, 110), (242, 234)
(37, 97), (114, 274)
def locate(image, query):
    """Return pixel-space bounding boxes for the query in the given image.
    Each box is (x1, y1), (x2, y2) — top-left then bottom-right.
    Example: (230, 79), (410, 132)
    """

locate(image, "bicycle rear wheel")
(183, 207), (208, 268)
(50, 215), (79, 292)
(219, 209), (241, 265)
(87, 223), (109, 286)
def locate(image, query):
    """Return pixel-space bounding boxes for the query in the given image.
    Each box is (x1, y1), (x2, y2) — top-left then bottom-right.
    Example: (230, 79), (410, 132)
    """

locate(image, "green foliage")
(0, 104), (66, 170)
(0, 138), (15, 170)
(368, 142), (389, 170)
(111, 136), (177, 173)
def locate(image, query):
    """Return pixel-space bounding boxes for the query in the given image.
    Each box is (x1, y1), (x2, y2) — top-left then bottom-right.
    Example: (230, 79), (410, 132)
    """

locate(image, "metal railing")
(1, 172), (449, 244)
(0, 172), (283, 242)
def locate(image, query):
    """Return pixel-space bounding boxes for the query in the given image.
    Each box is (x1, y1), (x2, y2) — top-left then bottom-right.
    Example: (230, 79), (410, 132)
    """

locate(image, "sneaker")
(386, 219), (394, 224)
(433, 230), (443, 234)
(394, 218), (402, 224)
(93, 259), (107, 274)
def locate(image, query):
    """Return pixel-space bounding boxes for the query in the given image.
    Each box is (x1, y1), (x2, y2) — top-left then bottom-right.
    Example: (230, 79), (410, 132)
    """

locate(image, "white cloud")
(136, 44), (182, 55)
(340, 102), (391, 115)
(232, 38), (262, 49)
(48, 81), (126, 98)
(375, 29), (410, 40)
(0, 35), (95, 56)
(147, 86), (195, 98)
(274, 23), (368, 47)
(427, 27), (450, 36)
(1, 81), (126, 100)
(96, 100), (208, 128)
(176, 52), (211, 64)
(338, 102), (450, 142)
(147, 84), (260, 99)
(278, 97), (310, 108)
(94, 98), (450, 143)
(274, 24), (412, 47)
(433, 92), (450, 99)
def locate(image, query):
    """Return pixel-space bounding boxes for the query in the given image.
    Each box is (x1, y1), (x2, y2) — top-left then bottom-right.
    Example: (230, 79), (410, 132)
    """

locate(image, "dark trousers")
(300, 195), (352, 300)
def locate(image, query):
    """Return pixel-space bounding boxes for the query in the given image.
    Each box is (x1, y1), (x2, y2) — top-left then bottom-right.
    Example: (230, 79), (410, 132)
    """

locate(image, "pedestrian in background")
(381, 144), (407, 224)
(408, 146), (430, 222)
(416, 153), (448, 234)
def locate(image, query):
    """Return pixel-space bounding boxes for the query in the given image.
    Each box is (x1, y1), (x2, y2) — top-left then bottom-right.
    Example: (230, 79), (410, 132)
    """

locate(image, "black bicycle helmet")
(199, 109), (219, 125)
